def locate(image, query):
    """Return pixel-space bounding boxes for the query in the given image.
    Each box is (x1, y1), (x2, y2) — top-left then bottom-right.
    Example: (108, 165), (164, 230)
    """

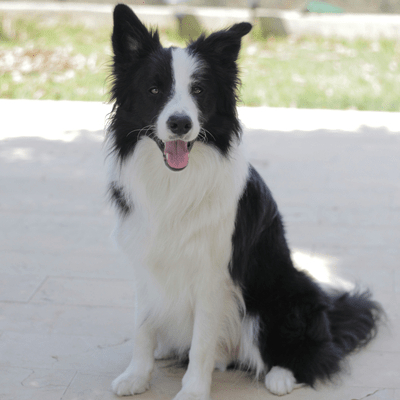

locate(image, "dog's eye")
(192, 86), (203, 95)
(149, 87), (160, 95)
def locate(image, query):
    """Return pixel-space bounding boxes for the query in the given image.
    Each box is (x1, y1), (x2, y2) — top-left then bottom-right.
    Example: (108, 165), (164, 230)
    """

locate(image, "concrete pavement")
(0, 99), (399, 399)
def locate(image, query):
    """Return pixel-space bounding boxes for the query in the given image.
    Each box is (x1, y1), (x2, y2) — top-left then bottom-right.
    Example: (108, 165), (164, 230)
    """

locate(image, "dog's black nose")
(167, 114), (192, 136)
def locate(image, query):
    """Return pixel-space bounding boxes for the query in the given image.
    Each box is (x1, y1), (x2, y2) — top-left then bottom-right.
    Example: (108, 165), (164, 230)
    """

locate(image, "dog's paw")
(112, 371), (150, 396)
(265, 366), (296, 396)
(172, 389), (211, 400)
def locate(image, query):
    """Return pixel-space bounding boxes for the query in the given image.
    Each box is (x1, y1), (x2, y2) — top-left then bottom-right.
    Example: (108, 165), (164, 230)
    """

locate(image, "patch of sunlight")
(0, 99), (112, 142)
(292, 249), (354, 291)
(238, 107), (400, 134)
(8, 148), (33, 161)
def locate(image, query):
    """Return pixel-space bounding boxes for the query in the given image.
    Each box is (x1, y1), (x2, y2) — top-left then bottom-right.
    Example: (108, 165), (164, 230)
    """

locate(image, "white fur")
(156, 48), (202, 142)
(111, 137), (251, 398)
(238, 315), (265, 376)
(109, 48), (266, 399)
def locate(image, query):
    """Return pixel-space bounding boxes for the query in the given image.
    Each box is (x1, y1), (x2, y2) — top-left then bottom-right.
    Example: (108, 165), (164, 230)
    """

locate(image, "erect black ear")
(189, 22), (252, 63)
(112, 4), (161, 61)
(227, 22), (253, 38)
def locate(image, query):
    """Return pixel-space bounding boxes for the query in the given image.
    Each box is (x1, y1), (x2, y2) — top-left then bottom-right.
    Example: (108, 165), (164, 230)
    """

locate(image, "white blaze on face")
(156, 48), (201, 143)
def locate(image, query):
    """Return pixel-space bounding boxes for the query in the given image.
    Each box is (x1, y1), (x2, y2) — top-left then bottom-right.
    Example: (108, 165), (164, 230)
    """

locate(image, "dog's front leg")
(112, 318), (156, 396)
(173, 288), (225, 400)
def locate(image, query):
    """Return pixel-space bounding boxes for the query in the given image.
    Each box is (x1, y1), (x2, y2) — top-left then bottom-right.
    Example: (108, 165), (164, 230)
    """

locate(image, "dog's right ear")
(112, 4), (161, 62)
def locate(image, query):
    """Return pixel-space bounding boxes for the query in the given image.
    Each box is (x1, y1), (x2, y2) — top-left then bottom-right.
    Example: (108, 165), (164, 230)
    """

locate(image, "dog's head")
(109, 4), (251, 171)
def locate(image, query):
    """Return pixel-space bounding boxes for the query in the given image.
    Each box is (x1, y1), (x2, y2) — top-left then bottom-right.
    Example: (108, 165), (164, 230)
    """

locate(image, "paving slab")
(0, 273), (45, 303)
(0, 366), (76, 400)
(30, 277), (135, 307)
(0, 99), (399, 400)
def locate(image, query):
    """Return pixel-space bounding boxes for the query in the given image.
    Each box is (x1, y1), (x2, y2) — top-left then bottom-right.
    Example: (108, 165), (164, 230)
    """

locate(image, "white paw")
(112, 371), (150, 396)
(173, 389), (210, 400)
(265, 366), (296, 396)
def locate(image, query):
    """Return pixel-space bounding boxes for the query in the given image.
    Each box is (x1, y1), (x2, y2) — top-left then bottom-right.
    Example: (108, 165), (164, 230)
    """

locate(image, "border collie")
(107, 4), (382, 399)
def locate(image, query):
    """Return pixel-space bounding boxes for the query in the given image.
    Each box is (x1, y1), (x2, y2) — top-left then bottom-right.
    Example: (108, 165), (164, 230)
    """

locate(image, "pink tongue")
(165, 140), (189, 169)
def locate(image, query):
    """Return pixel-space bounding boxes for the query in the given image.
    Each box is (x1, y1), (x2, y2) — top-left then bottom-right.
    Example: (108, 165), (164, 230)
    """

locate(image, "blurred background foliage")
(1, 6), (400, 111)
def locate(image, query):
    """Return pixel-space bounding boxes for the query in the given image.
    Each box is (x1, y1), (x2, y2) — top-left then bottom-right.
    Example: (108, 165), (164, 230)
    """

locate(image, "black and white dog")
(107, 4), (382, 399)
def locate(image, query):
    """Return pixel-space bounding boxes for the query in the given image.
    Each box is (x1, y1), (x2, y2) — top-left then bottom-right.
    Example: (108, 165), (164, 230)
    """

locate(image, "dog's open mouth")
(154, 138), (195, 171)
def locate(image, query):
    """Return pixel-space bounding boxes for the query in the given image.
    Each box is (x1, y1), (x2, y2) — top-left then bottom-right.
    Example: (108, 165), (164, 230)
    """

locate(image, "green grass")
(1, 14), (400, 111)
(241, 31), (400, 110)
(0, 14), (111, 101)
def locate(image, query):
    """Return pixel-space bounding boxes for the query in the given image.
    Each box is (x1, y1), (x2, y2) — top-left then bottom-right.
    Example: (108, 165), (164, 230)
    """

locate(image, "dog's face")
(110, 4), (251, 170)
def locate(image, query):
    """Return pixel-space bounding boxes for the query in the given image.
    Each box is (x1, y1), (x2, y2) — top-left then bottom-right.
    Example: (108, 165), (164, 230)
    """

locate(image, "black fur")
(109, 181), (132, 215)
(188, 22), (251, 155)
(231, 166), (383, 386)
(109, 5), (173, 161)
(187, 23), (251, 156)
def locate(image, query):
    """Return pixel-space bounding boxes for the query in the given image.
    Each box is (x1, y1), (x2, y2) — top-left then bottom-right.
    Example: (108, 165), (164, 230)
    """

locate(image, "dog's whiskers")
(126, 125), (156, 141)
(200, 127), (216, 142)
(198, 129), (208, 144)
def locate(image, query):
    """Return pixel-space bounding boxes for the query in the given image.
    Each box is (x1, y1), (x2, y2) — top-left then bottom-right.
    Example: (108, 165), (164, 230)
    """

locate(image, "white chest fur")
(110, 137), (249, 349)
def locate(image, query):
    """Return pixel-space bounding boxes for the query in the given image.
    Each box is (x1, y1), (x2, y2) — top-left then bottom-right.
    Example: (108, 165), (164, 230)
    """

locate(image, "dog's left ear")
(189, 22), (252, 63)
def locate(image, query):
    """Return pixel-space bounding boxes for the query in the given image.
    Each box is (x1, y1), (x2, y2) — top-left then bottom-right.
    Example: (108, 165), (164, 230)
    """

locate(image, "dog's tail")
(288, 287), (385, 387)
(328, 289), (384, 357)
